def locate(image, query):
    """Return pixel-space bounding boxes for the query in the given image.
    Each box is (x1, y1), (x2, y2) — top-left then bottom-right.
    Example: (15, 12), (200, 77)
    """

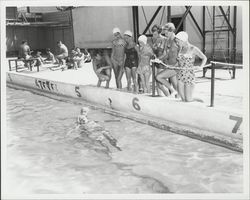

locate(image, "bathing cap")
(138, 35), (147, 45)
(112, 27), (121, 34)
(124, 30), (133, 37)
(81, 107), (89, 113)
(162, 22), (176, 31)
(175, 31), (189, 42)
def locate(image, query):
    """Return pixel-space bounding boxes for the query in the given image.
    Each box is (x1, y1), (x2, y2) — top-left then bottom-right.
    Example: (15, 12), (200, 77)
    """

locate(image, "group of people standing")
(93, 22), (207, 102)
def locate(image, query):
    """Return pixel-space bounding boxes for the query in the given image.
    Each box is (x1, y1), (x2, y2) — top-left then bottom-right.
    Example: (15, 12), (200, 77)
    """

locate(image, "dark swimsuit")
(124, 47), (138, 69)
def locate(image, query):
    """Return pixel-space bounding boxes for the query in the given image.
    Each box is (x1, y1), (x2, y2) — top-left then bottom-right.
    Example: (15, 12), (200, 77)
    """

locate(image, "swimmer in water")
(77, 107), (89, 125)
(76, 107), (122, 152)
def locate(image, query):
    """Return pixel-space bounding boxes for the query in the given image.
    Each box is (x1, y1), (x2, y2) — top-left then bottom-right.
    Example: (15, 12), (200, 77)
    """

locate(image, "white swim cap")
(175, 31), (189, 42)
(124, 30), (133, 37)
(113, 27), (121, 34)
(138, 35), (147, 45)
(81, 107), (89, 113)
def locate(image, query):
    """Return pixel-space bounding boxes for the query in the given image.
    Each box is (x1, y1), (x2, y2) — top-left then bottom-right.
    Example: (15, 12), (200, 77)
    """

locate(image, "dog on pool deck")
(76, 107), (122, 152)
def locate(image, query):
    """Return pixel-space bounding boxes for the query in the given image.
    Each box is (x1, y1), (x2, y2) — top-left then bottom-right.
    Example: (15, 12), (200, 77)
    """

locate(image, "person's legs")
(139, 74), (146, 93)
(156, 69), (177, 94)
(184, 83), (195, 102)
(177, 80), (185, 101)
(131, 67), (138, 93)
(144, 71), (151, 93)
(169, 75), (178, 91)
(97, 79), (102, 87)
(125, 67), (132, 91)
(155, 68), (164, 96)
(105, 68), (111, 88)
(111, 59), (119, 88)
(117, 62), (124, 89)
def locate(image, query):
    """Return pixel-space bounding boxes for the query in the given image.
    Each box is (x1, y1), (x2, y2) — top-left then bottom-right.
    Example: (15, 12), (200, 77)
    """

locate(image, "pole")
(210, 62), (215, 107)
(202, 6), (206, 54)
(167, 6), (171, 22)
(232, 6), (237, 78)
(132, 6), (139, 43)
(151, 63), (156, 97)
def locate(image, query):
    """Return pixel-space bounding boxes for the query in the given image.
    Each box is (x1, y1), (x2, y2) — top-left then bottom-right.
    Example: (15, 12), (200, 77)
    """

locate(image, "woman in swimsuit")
(174, 31), (207, 102)
(137, 35), (154, 93)
(123, 30), (139, 92)
(111, 27), (126, 89)
(92, 49), (112, 88)
(150, 24), (168, 96)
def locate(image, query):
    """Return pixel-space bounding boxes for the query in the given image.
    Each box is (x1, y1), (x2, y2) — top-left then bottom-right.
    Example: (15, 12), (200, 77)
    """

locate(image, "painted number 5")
(132, 97), (141, 111)
(229, 115), (242, 134)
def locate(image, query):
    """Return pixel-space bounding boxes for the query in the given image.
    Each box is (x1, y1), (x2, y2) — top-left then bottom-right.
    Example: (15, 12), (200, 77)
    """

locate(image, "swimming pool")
(5, 87), (243, 194)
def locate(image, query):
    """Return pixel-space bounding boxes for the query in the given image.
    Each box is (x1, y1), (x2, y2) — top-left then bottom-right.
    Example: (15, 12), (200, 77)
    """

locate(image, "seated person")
(55, 41), (68, 66)
(92, 49), (112, 88)
(44, 48), (56, 64)
(82, 49), (92, 63)
(66, 48), (78, 70)
(33, 51), (44, 68)
(74, 47), (85, 68)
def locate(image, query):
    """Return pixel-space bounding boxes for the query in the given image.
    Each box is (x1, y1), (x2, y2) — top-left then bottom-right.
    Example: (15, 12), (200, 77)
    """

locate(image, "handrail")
(210, 61), (243, 67)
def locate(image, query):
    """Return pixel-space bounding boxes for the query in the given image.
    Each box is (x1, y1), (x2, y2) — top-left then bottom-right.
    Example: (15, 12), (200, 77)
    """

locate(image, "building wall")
(71, 6), (242, 57)
(6, 9), (74, 56)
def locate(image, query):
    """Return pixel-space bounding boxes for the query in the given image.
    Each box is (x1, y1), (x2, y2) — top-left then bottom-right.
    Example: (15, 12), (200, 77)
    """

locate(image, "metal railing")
(151, 61), (243, 107)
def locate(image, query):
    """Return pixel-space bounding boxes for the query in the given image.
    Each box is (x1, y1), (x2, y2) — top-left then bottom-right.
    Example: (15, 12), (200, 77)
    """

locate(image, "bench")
(8, 58), (40, 72)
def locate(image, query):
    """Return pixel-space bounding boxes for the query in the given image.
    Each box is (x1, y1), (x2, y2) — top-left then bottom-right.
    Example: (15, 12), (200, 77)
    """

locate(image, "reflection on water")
(6, 87), (243, 194)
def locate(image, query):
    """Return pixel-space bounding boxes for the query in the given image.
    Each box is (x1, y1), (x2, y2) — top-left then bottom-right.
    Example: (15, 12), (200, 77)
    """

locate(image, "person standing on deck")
(150, 24), (167, 96)
(123, 30), (139, 93)
(18, 40), (32, 68)
(174, 31), (207, 102)
(111, 27), (126, 89)
(55, 41), (68, 67)
(156, 22), (179, 97)
(137, 35), (154, 94)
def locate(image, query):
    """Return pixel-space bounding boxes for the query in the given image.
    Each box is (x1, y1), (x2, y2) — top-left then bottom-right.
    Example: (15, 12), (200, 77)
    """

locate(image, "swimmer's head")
(80, 107), (89, 115)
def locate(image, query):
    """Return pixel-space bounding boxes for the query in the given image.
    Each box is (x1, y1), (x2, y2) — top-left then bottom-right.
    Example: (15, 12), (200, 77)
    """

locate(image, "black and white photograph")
(1, 1), (249, 199)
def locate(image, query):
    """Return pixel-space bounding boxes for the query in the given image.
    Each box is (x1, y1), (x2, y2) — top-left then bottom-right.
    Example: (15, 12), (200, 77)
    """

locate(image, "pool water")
(5, 87), (243, 194)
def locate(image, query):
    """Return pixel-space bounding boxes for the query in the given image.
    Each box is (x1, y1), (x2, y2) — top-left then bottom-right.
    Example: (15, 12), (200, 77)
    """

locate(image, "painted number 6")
(132, 97), (141, 111)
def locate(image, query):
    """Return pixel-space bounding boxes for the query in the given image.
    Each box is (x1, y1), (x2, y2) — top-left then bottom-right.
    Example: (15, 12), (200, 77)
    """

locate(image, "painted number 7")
(229, 115), (242, 134)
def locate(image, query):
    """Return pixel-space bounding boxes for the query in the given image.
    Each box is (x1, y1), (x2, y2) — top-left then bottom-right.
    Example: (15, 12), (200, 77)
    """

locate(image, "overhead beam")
(175, 6), (192, 32)
(219, 6), (235, 35)
(185, 6), (204, 37)
(142, 6), (162, 34)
